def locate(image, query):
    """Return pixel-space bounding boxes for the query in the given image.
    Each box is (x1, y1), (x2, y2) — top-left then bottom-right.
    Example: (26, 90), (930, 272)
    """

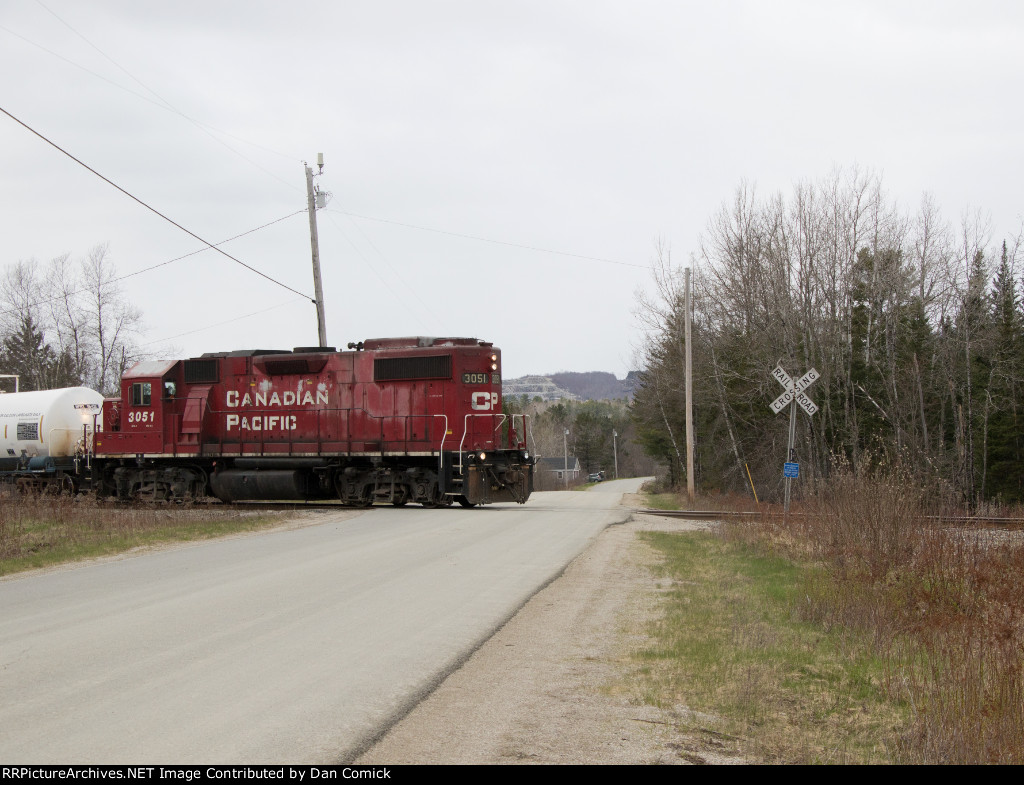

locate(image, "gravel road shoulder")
(354, 496), (747, 765)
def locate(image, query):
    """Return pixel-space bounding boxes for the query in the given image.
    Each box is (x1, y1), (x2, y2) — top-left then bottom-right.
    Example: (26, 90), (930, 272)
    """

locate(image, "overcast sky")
(2, 1), (1022, 379)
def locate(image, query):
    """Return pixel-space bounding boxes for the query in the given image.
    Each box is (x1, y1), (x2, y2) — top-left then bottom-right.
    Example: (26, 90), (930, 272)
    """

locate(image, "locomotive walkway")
(0, 479), (646, 763)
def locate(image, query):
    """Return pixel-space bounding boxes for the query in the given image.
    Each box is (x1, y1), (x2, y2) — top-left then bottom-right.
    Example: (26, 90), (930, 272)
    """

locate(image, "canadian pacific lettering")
(225, 390), (329, 408)
(225, 414), (298, 432)
(224, 387), (326, 432)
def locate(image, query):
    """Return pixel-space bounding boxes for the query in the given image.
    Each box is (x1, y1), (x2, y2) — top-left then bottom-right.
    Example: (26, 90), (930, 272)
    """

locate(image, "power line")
(1, 17), (299, 188)
(116, 210), (307, 282)
(33, 0), (179, 114)
(332, 209), (649, 269)
(0, 211), (307, 319)
(324, 210), (441, 328)
(149, 298), (307, 344)
(0, 104), (313, 302)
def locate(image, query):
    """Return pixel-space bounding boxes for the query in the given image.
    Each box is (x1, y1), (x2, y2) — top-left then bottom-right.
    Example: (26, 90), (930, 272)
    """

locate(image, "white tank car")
(0, 387), (104, 460)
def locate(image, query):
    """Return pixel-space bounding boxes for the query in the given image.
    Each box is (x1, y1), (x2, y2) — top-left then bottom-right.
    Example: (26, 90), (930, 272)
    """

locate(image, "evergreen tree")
(0, 314), (81, 391)
(983, 241), (1024, 500)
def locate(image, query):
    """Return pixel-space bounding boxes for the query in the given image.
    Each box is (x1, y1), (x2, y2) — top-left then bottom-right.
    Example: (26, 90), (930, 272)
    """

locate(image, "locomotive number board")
(462, 373), (501, 385)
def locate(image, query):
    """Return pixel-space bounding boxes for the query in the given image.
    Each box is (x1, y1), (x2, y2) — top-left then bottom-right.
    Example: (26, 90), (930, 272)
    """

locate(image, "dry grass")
(630, 529), (903, 763)
(0, 493), (288, 576)
(710, 458), (1024, 764)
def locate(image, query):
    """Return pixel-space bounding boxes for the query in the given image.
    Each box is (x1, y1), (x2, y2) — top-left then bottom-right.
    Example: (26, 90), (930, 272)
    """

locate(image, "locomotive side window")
(131, 382), (152, 406)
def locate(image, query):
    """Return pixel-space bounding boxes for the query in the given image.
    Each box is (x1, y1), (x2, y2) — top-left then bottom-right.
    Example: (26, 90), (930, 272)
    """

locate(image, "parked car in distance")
(587, 472), (602, 482)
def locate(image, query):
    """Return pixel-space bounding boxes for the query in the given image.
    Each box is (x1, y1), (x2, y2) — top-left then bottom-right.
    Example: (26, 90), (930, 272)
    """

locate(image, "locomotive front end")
(446, 343), (533, 505)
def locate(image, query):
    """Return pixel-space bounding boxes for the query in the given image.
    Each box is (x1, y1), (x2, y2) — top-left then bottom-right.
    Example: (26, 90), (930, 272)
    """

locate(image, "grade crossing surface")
(0, 478), (646, 763)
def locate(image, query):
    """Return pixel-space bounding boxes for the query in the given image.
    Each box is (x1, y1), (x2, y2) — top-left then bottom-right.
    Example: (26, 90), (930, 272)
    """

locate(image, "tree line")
(504, 395), (658, 487)
(0, 244), (144, 396)
(632, 167), (1024, 505)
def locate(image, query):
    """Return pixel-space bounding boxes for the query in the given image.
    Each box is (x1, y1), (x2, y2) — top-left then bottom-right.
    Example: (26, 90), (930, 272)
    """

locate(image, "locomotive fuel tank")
(0, 387), (103, 467)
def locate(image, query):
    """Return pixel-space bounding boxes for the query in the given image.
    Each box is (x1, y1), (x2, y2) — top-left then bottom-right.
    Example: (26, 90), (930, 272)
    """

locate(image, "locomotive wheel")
(420, 485), (449, 508)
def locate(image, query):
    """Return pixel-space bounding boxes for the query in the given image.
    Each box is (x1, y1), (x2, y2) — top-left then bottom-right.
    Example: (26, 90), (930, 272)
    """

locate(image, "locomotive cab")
(97, 361), (177, 455)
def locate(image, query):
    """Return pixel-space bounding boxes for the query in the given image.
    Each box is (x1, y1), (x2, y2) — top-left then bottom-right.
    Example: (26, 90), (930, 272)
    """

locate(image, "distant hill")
(503, 371), (635, 402)
(502, 375), (579, 401)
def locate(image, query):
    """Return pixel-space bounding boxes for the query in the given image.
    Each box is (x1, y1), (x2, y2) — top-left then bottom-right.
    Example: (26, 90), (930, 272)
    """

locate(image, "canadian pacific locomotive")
(3, 337), (534, 506)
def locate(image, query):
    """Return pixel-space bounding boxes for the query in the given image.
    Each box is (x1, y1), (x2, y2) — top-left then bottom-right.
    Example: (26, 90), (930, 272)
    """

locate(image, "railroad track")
(634, 508), (758, 520)
(634, 508), (1024, 529)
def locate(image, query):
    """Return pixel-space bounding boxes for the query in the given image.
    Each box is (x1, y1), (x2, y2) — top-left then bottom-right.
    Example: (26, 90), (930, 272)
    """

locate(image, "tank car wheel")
(456, 495), (476, 508)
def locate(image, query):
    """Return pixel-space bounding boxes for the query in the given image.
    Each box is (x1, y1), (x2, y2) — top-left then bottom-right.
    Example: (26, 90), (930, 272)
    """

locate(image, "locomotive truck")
(1, 337), (535, 506)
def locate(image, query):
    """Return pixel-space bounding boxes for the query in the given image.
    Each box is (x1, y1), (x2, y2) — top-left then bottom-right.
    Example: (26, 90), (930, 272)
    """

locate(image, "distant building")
(537, 455), (582, 489)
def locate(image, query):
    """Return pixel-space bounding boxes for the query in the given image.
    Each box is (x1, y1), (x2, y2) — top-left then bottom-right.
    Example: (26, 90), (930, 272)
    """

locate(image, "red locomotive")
(92, 337), (534, 506)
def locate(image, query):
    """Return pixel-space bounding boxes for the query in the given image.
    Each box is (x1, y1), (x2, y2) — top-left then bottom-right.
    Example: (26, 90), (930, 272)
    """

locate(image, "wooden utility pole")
(684, 267), (695, 502)
(305, 154), (328, 347)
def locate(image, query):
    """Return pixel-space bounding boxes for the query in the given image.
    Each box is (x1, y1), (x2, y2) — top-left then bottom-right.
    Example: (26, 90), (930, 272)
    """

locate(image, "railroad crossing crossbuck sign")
(770, 364), (819, 513)
(770, 366), (819, 416)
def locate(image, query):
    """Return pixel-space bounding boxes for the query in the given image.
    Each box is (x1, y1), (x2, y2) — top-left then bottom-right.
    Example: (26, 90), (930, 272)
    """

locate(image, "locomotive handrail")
(433, 414), (447, 479)
(509, 413), (531, 451)
(456, 412), (505, 474)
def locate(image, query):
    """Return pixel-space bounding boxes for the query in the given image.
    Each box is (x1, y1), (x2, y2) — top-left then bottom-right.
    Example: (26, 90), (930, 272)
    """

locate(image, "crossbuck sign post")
(770, 365), (819, 512)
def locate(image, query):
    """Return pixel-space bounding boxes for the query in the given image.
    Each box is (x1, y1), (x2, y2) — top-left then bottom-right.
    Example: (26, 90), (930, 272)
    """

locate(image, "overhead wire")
(3, 14), (651, 359)
(33, 0), (180, 114)
(3, 12), (299, 190)
(322, 208), (443, 327)
(0, 211), (307, 319)
(0, 104), (313, 302)
(330, 208), (649, 269)
(7, 6), (651, 286)
(324, 214), (432, 332)
(149, 298), (309, 345)
(3, 18), (645, 279)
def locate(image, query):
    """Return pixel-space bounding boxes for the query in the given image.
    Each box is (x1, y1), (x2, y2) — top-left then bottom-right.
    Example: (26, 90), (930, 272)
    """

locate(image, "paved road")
(0, 478), (646, 763)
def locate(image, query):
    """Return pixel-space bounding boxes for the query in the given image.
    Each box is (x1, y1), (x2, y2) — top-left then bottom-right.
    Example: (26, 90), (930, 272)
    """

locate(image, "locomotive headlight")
(490, 363), (498, 371)
(490, 354), (498, 370)
(478, 452), (487, 462)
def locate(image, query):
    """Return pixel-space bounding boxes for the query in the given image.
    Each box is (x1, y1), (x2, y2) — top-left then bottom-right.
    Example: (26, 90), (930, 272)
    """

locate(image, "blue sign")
(784, 462), (799, 478)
